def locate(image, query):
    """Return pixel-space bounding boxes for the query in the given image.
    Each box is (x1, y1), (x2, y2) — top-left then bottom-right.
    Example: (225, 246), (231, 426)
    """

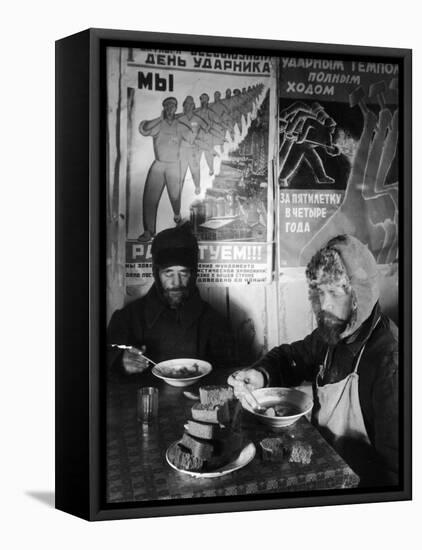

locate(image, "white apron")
(313, 318), (381, 482)
(314, 344), (371, 445)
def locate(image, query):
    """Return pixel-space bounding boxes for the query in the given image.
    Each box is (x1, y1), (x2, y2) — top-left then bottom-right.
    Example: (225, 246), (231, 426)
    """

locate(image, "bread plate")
(166, 441), (256, 478)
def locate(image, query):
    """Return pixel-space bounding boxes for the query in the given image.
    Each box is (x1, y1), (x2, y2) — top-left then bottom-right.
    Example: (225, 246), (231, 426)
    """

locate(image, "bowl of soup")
(152, 358), (212, 387)
(242, 387), (313, 427)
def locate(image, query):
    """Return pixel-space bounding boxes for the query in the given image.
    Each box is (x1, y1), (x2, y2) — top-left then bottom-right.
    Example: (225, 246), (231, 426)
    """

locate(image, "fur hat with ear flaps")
(151, 226), (199, 282)
(308, 234), (380, 339)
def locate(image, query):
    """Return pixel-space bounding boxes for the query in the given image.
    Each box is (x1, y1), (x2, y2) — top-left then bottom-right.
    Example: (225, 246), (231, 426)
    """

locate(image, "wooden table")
(106, 368), (359, 503)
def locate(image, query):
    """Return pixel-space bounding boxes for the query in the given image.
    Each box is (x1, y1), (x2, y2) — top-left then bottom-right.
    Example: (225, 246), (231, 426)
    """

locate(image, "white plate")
(166, 441), (256, 478)
(152, 358), (212, 387)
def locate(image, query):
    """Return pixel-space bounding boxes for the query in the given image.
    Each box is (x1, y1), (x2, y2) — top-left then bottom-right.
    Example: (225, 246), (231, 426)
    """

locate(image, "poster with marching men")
(277, 56), (399, 268)
(106, 47), (277, 295)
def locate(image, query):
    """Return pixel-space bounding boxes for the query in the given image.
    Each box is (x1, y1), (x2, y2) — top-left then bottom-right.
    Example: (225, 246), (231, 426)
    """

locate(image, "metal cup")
(137, 387), (159, 424)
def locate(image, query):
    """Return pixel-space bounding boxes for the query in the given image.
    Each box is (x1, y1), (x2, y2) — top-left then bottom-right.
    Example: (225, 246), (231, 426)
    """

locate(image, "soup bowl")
(152, 358), (212, 387)
(242, 387), (313, 428)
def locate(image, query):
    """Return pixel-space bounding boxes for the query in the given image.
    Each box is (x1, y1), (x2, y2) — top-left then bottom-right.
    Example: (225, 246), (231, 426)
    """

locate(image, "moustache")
(317, 311), (347, 326)
(163, 286), (190, 309)
(316, 311), (348, 345)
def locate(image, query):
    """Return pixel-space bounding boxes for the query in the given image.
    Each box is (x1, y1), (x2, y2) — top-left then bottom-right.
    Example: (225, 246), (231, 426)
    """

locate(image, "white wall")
(1, 2), (420, 550)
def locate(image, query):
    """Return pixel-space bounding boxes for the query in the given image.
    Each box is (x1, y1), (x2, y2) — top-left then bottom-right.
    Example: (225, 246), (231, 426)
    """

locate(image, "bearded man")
(228, 234), (399, 487)
(108, 227), (231, 374)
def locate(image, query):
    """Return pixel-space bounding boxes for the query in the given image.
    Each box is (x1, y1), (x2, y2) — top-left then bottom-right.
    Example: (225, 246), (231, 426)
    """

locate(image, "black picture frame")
(55, 28), (412, 521)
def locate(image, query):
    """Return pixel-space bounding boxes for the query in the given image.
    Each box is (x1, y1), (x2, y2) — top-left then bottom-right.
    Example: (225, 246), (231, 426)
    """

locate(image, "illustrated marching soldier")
(178, 95), (208, 195)
(138, 97), (183, 242)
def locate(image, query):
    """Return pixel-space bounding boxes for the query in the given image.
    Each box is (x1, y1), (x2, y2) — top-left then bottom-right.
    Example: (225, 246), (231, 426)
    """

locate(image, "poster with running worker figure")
(106, 47), (277, 297)
(277, 57), (399, 268)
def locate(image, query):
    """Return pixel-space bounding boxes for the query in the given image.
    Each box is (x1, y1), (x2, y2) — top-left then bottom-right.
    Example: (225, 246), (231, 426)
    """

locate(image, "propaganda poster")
(107, 47), (277, 300)
(277, 57), (399, 267)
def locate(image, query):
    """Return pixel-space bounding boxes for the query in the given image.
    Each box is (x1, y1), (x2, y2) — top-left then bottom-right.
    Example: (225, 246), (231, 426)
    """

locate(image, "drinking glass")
(137, 387), (159, 424)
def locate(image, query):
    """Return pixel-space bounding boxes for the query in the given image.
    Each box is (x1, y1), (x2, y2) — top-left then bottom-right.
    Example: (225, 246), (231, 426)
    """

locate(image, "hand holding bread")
(227, 368), (265, 409)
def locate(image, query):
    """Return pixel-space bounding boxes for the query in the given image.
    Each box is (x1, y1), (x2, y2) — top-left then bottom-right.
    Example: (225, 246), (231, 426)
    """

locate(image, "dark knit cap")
(151, 227), (199, 270)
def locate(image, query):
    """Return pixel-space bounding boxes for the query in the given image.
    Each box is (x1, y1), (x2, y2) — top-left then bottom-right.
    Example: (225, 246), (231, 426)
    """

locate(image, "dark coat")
(107, 284), (232, 370)
(255, 302), (399, 487)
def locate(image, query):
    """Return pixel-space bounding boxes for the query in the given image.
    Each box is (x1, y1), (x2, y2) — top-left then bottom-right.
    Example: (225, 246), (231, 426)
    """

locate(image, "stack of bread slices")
(168, 385), (244, 472)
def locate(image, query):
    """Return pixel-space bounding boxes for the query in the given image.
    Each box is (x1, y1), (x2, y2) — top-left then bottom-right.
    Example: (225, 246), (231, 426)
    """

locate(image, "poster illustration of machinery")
(108, 47), (277, 289)
(277, 57), (399, 267)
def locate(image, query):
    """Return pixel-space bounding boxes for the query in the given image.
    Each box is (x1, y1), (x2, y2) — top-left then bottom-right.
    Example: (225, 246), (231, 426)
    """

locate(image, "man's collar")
(144, 285), (165, 328)
(144, 284), (205, 328)
(342, 302), (381, 354)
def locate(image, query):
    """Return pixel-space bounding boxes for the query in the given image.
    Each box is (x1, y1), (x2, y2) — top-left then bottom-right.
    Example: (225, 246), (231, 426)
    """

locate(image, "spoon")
(109, 344), (157, 367)
(244, 388), (266, 414)
(232, 375), (266, 413)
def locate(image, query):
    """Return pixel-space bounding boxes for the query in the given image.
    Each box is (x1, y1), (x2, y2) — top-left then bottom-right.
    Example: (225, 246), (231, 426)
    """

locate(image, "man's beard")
(316, 311), (349, 345)
(162, 287), (190, 309)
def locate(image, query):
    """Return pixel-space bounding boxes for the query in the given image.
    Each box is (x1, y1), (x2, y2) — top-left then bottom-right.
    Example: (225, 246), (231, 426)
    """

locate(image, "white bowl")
(152, 358), (212, 387)
(242, 387), (313, 428)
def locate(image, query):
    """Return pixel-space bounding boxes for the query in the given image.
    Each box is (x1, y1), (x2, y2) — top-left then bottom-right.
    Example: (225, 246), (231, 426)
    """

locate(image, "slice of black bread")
(260, 436), (292, 462)
(184, 420), (222, 440)
(180, 432), (214, 460)
(191, 401), (230, 424)
(199, 385), (234, 407)
(168, 443), (206, 472)
(289, 441), (313, 464)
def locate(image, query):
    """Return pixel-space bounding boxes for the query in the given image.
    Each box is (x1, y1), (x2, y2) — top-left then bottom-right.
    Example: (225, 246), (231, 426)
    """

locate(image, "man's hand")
(122, 345), (149, 375)
(227, 368), (265, 408)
